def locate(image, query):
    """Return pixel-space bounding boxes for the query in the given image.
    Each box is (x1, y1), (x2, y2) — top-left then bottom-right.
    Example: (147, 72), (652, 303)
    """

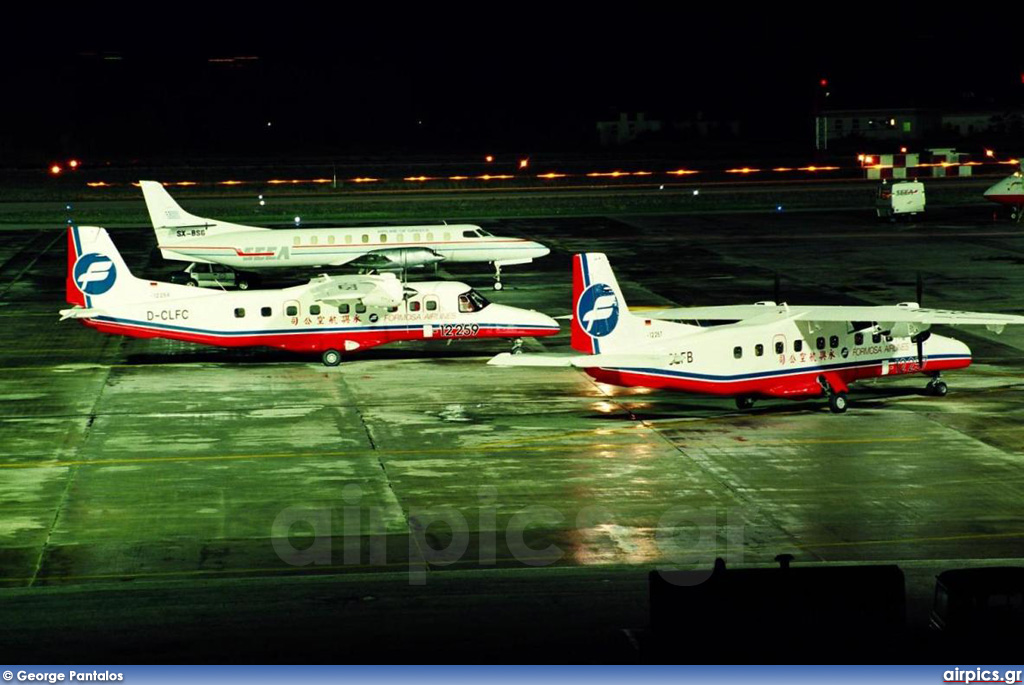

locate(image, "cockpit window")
(462, 230), (479, 239)
(458, 289), (490, 313)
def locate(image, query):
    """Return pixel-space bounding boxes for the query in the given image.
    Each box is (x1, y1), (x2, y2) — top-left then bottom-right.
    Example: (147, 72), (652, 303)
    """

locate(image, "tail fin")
(571, 253), (644, 354)
(67, 226), (147, 307)
(140, 181), (265, 254)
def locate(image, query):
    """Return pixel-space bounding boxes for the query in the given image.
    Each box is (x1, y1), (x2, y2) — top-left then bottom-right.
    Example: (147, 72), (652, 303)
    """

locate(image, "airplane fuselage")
(159, 225), (549, 269)
(79, 280), (558, 355)
(584, 318), (971, 399)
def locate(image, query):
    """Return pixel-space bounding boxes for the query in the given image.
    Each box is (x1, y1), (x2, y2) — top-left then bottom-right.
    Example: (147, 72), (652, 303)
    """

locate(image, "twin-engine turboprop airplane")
(62, 226), (559, 365)
(983, 164), (1024, 222)
(140, 181), (550, 289)
(490, 253), (1024, 413)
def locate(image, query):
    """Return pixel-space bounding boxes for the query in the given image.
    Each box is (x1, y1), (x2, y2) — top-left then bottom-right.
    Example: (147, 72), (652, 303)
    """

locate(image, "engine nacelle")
(353, 248), (445, 270)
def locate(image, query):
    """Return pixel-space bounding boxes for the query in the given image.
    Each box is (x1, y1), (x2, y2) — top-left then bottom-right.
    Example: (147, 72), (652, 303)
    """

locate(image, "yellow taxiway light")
(632, 171), (653, 176)
(49, 164), (61, 175)
(449, 176), (469, 181)
(519, 158), (529, 169)
(86, 181), (110, 187)
(477, 174), (514, 181)
(404, 176), (434, 182)
(773, 167), (794, 172)
(68, 159), (80, 169)
(586, 171), (628, 178)
(351, 177), (379, 183)
(725, 167), (760, 174)
(485, 155), (494, 163)
(798, 165), (839, 172)
(218, 180), (244, 186)
(985, 149), (995, 158)
(537, 172), (567, 179)
(666, 169), (698, 176)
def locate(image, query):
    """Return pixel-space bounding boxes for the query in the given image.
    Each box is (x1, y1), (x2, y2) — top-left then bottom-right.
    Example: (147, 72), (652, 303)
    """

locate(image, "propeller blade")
(773, 272), (781, 304)
(916, 272), (923, 308)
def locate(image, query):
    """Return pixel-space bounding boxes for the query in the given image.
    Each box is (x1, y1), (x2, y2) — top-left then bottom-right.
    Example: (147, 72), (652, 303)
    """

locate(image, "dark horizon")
(2, 9), (1021, 165)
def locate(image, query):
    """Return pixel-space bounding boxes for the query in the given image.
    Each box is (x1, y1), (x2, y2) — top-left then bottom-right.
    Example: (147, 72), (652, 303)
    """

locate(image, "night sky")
(1, 7), (1020, 164)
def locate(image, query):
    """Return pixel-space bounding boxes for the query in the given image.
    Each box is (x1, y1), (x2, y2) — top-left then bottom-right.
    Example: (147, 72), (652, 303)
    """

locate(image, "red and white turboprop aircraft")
(983, 164), (1024, 222)
(490, 253), (1024, 413)
(61, 226), (559, 365)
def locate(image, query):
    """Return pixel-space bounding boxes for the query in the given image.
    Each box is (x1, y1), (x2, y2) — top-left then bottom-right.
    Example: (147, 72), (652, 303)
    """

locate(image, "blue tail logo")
(73, 253), (117, 295)
(577, 283), (619, 337)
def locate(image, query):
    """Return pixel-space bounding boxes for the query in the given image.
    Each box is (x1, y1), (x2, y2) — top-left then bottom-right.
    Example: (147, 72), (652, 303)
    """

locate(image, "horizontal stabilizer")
(59, 306), (103, 321)
(488, 353), (577, 367)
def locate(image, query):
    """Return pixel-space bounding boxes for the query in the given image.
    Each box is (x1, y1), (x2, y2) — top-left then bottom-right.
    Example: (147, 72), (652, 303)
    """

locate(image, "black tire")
(322, 349), (342, 366)
(236, 279), (249, 291)
(735, 396), (755, 410)
(494, 281), (504, 291)
(929, 381), (948, 397)
(828, 392), (849, 414)
(187, 279), (198, 287)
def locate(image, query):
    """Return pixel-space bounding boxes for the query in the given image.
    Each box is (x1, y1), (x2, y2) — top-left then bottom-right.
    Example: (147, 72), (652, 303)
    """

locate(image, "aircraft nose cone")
(530, 241), (550, 258)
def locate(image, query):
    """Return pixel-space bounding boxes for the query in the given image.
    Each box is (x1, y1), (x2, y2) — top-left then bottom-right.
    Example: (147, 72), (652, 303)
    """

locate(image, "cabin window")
(234, 308), (245, 318)
(774, 341), (784, 355)
(754, 344), (764, 357)
(387, 306), (398, 313)
(409, 301), (421, 312)
(286, 305), (298, 317)
(829, 335), (839, 349)
(733, 346), (743, 359)
(443, 232), (451, 241)
(310, 236), (318, 245)
(426, 232), (434, 241)
(794, 339), (803, 352)
(261, 307), (272, 317)
(293, 236), (301, 246)
(328, 235), (336, 244)
(380, 234), (388, 243)
(426, 299), (438, 311)
(854, 332), (864, 346)
(397, 234), (404, 243)
(345, 235), (353, 244)
(338, 304), (350, 314)
(872, 332), (882, 344)
(816, 337), (825, 350)
(361, 234), (369, 243)
(355, 304), (367, 314)
(309, 305), (321, 316)
(413, 233), (421, 242)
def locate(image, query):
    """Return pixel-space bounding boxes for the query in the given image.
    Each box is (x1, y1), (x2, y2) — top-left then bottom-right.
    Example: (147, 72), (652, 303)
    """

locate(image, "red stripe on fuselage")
(984, 194), (1024, 207)
(82, 319), (554, 355)
(585, 356), (971, 399)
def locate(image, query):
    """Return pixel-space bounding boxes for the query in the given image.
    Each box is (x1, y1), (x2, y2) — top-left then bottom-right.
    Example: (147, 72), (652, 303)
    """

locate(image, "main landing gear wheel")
(927, 380), (948, 397)
(510, 337), (524, 355)
(828, 392), (849, 414)
(322, 349), (342, 366)
(236, 278), (250, 291)
(735, 397), (756, 410)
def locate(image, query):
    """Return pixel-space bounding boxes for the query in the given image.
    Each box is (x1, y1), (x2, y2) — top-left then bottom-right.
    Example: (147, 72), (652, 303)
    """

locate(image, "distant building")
(817, 106), (1024, 149)
(596, 112), (662, 146)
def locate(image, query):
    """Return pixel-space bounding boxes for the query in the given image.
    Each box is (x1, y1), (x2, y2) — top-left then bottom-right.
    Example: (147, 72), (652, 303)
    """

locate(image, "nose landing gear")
(493, 262), (504, 291)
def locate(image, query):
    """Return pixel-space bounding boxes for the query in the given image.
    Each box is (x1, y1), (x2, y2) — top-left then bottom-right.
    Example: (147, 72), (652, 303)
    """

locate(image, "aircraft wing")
(306, 273), (404, 308)
(790, 305), (1024, 333)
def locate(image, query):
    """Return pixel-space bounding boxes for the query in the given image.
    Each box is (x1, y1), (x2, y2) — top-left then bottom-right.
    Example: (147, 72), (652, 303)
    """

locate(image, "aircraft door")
(772, 333), (787, 364)
(421, 295), (440, 339)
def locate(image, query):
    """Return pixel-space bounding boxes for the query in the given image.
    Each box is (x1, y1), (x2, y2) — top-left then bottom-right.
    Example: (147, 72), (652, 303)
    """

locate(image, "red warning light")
(819, 78), (828, 87)
(68, 159), (79, 169)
